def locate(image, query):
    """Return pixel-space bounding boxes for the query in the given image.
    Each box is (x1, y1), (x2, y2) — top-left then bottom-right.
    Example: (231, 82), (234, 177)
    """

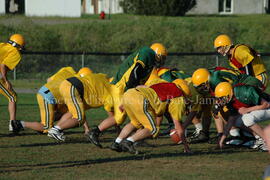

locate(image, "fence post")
(81, 52), (85, 68)
(215, 55), (219, 67)
(13, 68), (16, 81)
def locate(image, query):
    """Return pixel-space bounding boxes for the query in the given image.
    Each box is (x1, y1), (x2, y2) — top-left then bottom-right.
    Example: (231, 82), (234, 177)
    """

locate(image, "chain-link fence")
(10, 52), (270, 81)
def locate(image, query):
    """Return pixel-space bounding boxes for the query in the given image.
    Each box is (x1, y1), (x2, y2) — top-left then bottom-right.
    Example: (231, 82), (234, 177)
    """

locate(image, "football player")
(214, 82), (269, 151)
(47, 71), (114, 142)
(0, 34), (25, 132)
(110, 79), (191, 154)
(87, 43), (168, 147)
(214, 34), (268, 87)
(11, 67), (92, 134)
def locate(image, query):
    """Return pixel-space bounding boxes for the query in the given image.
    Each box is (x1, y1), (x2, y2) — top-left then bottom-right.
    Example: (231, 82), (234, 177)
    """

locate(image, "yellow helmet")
(9, 34), (25, 48)
(191, 68), (210, 87)
(214, 82), (233, 98)
(214, 34), (232, 49)
(173, 79), (191, 97)
(151, 43), (167, 57)
(77, 67), (93, 77)
(150, 43), (167, 65)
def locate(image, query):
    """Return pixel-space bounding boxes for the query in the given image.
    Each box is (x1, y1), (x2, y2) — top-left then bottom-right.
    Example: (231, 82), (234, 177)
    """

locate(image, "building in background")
(81, 0), (123, 14)
(188, 0), (270, 14)
(0, 0), (269, 16)
(25, 0), (81, 17)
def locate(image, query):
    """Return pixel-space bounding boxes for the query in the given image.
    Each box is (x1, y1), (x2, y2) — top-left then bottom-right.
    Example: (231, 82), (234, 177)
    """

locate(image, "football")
(170, 129), (182, 144)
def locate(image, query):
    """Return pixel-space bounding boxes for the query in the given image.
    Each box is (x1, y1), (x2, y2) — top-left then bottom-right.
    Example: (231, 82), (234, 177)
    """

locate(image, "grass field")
(0, 93), (270, 180)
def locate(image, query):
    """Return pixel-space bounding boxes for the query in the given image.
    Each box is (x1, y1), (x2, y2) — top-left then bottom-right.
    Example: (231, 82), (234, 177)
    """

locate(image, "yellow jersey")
(0, 43), (21, 71)
(45, 67), (76, 99)
(78, 73), (113, 112)
(229, 44), (266, 76)
(136, 83), (186, 121)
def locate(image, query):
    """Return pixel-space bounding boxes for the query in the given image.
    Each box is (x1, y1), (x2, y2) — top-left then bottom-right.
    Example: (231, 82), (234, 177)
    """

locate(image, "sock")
(54, 125), (62, 130)
(230, 128), (240, 137)
(218, 133), (223, 137)
(127, 137), (135, 142)
(115, 137), (122, 143)
(195, 123), (202, 131)
(20, 121), (25, 128)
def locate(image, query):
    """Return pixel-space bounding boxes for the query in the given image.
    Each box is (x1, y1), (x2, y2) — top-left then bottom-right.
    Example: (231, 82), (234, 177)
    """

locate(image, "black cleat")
(86, 128), (102, 148)
(120, 139), (138, 154)
(11, 120), (24, 134)
(110, 142), (122, 152)
(189, 131), (209, 144)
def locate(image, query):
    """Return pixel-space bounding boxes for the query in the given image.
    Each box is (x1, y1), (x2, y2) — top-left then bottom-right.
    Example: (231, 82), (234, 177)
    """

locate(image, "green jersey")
(111, 46), (156, 91)
(159, 69), (191, 82)
(209, 70), (263, 91)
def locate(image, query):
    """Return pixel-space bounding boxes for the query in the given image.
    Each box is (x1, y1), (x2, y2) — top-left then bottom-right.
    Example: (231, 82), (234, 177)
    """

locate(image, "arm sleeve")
(2, 50), (21, 70)
(235, 46), (254, 67)
(126, 63), (146, 89)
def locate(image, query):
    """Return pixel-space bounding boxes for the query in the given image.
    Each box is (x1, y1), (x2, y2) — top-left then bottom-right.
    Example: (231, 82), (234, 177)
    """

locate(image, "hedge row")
(0, 14), (270, 53)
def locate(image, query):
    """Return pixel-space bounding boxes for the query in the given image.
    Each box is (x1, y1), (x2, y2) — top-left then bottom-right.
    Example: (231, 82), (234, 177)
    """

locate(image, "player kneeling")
(110, 79), (191, 154)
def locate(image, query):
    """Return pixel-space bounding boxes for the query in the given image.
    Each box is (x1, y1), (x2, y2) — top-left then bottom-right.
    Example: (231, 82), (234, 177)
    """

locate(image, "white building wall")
(0, 0), (5, 14)
(187, 0), (219, 14)
(25, 0), (81, 17)
(234, 0), (265, 14)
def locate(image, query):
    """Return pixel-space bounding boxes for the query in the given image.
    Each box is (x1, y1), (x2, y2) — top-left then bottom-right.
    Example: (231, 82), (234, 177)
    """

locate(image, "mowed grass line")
(0, 94), (270, 180)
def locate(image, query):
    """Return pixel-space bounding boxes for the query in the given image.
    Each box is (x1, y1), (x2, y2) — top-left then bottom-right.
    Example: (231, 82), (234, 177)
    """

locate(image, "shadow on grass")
(0, 148), (249, 173)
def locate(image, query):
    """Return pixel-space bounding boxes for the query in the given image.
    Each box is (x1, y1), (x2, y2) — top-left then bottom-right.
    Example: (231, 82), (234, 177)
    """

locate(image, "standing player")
(0, 34), (25, 132)
(11, 67), (92, 134)
(110, 79), (191, 154)
(214, 34), (268, 87)
(87, 43), (168, 147)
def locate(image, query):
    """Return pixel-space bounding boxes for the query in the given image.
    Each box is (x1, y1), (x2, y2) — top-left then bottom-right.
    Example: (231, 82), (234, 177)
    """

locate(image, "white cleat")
(48, 127), (65, 141)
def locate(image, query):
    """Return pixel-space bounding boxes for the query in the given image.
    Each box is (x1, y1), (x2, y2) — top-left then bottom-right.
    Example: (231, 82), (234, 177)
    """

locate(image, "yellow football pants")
(122, 89), (159, 137)
(59, 80), (85, 125)
(0, 79), (17, 102)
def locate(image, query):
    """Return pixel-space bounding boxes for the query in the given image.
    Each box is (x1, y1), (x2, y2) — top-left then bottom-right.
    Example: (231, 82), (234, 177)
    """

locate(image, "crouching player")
(47, 71), (113, 141)
(110, 79), (191, 154)
(214, 82), (270, 151)
(11, 67), (92, 134)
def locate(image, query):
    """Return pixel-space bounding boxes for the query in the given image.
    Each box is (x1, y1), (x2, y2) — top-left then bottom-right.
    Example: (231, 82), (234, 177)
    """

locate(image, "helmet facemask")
(194, 82), (210, 95)
(154, 54), (166, 68)
(217, 45), (231, 56)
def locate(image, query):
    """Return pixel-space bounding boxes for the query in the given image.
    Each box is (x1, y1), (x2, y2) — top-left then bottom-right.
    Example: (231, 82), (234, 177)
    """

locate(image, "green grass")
(0, 93), (269, 179)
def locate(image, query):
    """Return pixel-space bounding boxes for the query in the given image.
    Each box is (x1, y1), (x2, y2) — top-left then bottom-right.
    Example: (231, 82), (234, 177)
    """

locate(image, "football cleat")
(48, 127), (65, 141)
(11, 120), (24, 134)
(86, 129), (102, 148)
(110, 142), (122, 152)
(120, 139), (138, 154)
(189, 131), (209, 144)
(258, 143), (268, 152)
(225, 138), (243, 146)
(251, 137), (264, 149)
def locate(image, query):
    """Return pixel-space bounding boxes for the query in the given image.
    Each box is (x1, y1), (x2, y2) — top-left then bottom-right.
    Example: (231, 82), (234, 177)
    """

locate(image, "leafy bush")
(119, 0), (196, 16)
